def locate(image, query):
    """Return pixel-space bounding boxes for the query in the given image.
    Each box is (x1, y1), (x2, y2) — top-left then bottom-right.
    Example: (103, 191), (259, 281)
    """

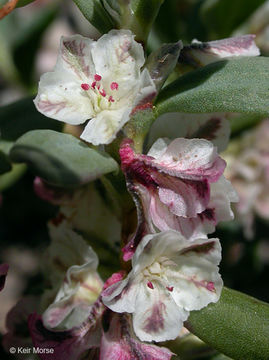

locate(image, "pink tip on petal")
(110, 82), (119, 90)
(81, 83), (90, 91)
(166, 286), (174, 292)
(91, 81), (96, 89)
(108, 96), (115, 102)
(99, 89), (106, 97)
(147, 281), (154, 289)
(206, 282), (215, 292)
(94, 74), (102, 81)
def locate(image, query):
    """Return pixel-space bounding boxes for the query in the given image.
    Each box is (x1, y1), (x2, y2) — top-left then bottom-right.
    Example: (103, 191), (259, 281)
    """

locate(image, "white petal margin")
(103, 230), (223, 342)
(80, 107), (130, 146)
(147, 112), (230, 153)
(34, 30), (155, 145)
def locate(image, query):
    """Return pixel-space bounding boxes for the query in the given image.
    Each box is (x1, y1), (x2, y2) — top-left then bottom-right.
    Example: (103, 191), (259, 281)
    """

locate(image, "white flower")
(102, 230), (223, 342)
(34, 30), (156, 145)
(42, 222), (103, 330)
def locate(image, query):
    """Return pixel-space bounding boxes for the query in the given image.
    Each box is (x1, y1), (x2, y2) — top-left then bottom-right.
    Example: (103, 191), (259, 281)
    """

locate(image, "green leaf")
(155, 57), (269, 117)
(129, 0), (164, 43)
(201, 0), (266, 39)
(0, 97), (63, 141)
(72, 0), (115, 33)
(10, 130), (119, 187)
(185, 287), (269, 360)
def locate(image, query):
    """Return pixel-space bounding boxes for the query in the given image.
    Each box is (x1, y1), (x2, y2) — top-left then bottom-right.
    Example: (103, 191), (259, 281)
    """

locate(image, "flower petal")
(154, 138), (225, 182)
(102, 275), (139, 314)
(133, 282), (189, 342)
(167, 238), (223, 311)
(43, 224), (103, 329)
(81, 108), (130, 145)
(58, 35), (95, 80)
(34, 69), (94, 125)
(91, 30), (145, 99)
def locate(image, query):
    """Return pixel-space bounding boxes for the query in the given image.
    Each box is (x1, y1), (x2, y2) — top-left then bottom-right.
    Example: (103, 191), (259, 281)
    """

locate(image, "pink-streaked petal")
(91, 30), (145, 98)
(157, 178), (210, 218)
(149, 192), (215, 239)
(179, 35), (260, 67)
(0, 263), (9, 291)
(43, 267), (103, 329)
(154, 138), (225, 182)
(34, 69), (94, 125)
(133, 282), (188, 342)
(102, 275), (139, 314)
(58, 35), (95, 80)
(167, 238), (223, 311)
(80, 107), (130, 146)
(29, 300), (104, 360)
(147, 113), (230, 152)
(100, 311), (174, 360)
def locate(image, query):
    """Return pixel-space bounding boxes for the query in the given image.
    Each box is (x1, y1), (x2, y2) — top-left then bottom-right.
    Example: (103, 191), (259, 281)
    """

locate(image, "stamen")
(206, 282), (215, 292)
(166, 286), (174, 292)
(110, 82), (119, 90)
(81, 83), (90, 91)
(147, 281), (154, 289)
(91, 81), (96, 89)
(94, 74), (102, 81)
(99, 89), (106, 97)
(108, 96), (115, 102)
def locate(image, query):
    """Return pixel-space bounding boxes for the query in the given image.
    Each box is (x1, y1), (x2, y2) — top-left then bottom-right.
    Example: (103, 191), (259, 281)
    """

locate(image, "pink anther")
(108, 96), (115, 102)
(94, 74), (102, 81)
(81, 83), (90, 90)
(110, 82), (119, 90)
(147, 281), (154, 289)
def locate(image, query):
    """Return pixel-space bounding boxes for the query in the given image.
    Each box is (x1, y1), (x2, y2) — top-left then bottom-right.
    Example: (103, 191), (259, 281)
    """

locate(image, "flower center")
(143, 257), (174, 292)
(80, 74), (119, 112)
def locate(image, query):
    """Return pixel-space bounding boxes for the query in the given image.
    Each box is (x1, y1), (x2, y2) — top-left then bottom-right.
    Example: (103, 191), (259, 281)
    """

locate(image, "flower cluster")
(15, 29), (262, 360)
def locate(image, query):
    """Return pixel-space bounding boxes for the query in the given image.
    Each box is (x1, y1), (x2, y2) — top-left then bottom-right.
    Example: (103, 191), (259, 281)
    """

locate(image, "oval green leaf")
(155, 57), (269, 117)
(10, 130), (119, 187)
(185, 287), (269, 360)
